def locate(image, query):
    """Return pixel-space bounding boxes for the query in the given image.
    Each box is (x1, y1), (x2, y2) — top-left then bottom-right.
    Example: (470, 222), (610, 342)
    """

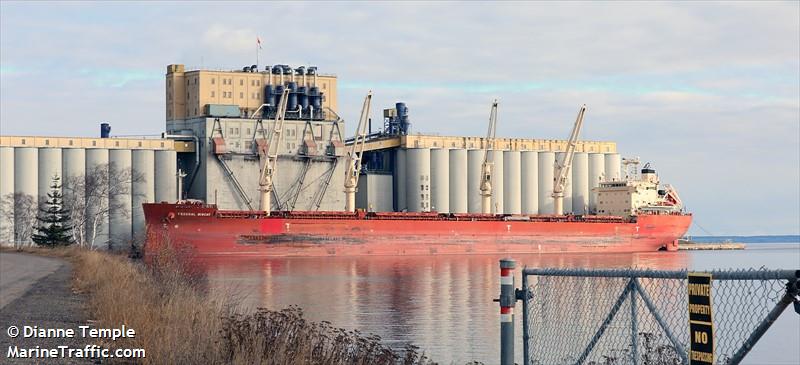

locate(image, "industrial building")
(0, 135), (179, 248)
(166, 64), (337, 121)
(0, 62), (626, 247)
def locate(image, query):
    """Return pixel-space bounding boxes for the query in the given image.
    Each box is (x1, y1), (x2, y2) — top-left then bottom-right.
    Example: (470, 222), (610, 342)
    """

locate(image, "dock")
(677, 239), (746, 250)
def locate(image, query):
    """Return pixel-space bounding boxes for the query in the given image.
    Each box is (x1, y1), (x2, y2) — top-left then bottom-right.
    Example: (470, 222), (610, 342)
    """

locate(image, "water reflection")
(194, 251), (689, 363)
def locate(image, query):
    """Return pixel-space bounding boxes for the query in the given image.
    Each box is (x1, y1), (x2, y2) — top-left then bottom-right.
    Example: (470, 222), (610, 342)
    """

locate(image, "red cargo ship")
(143, 202), (691, 257)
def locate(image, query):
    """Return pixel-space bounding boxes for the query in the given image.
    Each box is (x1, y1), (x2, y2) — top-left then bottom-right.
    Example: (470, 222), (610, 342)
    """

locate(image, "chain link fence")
(519, 268), (799, 365)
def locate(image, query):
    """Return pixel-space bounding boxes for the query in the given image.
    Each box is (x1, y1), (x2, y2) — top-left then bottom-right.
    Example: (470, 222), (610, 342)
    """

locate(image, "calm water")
(198, 243), (800, 364)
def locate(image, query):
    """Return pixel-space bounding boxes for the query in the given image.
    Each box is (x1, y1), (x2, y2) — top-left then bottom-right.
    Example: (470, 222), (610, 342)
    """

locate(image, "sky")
(1, 1), (798, 235)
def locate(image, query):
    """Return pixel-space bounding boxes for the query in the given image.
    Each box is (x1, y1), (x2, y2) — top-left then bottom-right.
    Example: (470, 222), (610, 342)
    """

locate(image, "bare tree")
(62, 163), (143, 250)
(0, 193), (39, 249)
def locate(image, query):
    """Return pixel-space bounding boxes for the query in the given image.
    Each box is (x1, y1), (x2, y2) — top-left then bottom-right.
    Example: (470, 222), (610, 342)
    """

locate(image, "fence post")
(499, 258), (516, 365)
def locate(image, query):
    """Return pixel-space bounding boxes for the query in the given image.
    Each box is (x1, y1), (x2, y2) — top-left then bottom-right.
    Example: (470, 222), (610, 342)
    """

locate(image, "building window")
(68, 140), (73, 146)
(240, 80), (243, 86)
(211, 91), (215, 97)
(234, 128), (239, 134)
(246, 128), (251, 135)
(240, 92), (244, 98)
(256, 80), (260, 86)
(211, 78), (215, 85)
(229, 128), (234, 134)
(45, 139), (49, 145)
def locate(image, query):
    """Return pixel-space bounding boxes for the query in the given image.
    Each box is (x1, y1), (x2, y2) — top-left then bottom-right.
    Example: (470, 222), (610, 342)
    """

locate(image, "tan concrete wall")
(361, 135), (616, 153)
(0, 136), (175, 150)
(166, 64), (337, 121)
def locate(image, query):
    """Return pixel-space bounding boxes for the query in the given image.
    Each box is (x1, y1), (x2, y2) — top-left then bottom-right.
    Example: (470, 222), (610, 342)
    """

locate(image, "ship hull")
(143, 203), (692, 257)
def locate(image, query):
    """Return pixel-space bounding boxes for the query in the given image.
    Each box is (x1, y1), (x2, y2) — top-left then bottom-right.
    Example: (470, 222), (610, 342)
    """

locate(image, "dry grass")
(71, 245), (228, 364)
(36, 243), (438, 365)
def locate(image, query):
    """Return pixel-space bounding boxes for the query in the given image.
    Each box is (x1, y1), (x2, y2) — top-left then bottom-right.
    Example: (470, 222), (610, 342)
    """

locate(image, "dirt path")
(0, 252), (93, 364)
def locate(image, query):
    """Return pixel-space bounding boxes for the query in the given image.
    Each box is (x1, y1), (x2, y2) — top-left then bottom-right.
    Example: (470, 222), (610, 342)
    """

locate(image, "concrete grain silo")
(154, 150), (177, 202)
(537, 151), (555, 214)
(85, 148), (109, 248)
(448, 149), (468, 213)
(429, 148), (449, 213)
(132, 150), (155, 242)
(571, 152), (589, 215)
(109, 149), (132, 246)
(503, 150), (521, 214)
(405, 148), (431, 212)
(467, 149), (483, 213)
(394, 149), (407, 211)
(14, 147), (38, 244)
(604, 153), (622, 181)
(520, 151), (538, 214)
(588, 153), (605, 213)
(490, 150), (504, 214)
(38, 148), (62, 199)
(556, 152), (572, 213)
(0, 147), (14, 245)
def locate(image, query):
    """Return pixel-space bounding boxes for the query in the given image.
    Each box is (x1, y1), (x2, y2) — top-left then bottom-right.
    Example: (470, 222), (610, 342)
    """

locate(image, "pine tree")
(32, 175), (74, 247)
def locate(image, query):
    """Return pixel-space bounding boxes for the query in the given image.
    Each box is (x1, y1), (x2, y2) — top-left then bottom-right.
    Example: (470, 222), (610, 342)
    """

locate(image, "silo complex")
(503, 151), (521, 214)
(448, 149), (468, 213)
(430, 148), (449, 213)
(406, 148), (431, 212)
(520, 151), (538, 214)
(0, 137), (176, 248)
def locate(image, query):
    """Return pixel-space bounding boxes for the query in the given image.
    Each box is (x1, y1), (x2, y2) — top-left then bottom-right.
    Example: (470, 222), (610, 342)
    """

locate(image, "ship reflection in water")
(194, 250), (689, 363)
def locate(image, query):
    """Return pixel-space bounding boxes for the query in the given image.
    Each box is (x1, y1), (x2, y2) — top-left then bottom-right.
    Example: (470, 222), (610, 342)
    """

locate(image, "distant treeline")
(689, 235), (800, 244)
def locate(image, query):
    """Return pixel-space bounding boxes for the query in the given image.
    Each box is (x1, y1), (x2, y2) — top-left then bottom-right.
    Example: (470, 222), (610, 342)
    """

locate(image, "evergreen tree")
(32, 175), (74, 247)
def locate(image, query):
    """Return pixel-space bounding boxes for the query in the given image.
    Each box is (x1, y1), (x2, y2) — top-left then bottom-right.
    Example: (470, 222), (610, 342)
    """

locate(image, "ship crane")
(259, 88), (290, 214)
(552, 105), (587, 215)
(480, 100), (499, 214)
(343, 91), (373, 212)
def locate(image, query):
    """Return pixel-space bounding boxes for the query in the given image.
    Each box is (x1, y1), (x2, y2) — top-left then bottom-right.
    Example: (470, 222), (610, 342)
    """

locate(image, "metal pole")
(728, 279), (798, 364)
(630, 283), (638, 365)
(522, 273), (531, 365)
(499, 259), (516, 365)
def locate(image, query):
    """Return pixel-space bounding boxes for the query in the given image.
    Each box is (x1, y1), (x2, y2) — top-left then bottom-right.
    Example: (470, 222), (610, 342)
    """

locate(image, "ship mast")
(480, 100), (499, 214)
(259, 88), (290, 214)
(552, 105), (586, 215)
(343, 91), (373, 212)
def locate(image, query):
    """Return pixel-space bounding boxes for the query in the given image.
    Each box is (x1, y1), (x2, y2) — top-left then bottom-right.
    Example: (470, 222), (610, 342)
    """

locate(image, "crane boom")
(479, 100), (499, 214)
(552, 104), (586, 215)
(259, 88), (290, 214)
(344, 91), (373, 212)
